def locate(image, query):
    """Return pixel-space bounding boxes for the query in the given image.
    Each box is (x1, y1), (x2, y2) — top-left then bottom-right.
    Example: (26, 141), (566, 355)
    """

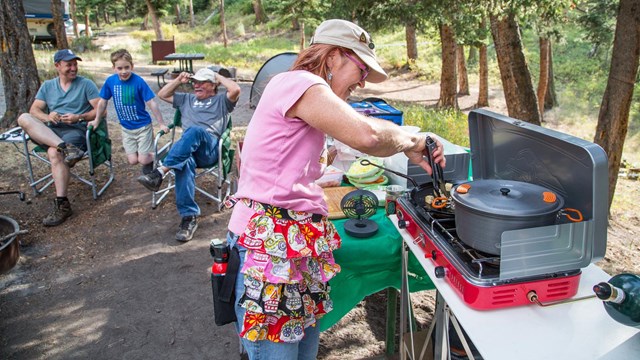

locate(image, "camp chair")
(150, 110), (234, 211)
(21, 120), (115, 200)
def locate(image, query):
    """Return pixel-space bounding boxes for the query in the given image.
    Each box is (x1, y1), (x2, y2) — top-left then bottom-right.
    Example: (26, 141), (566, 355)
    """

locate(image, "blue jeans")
(227, 231), (320, 360)
(163, 127), (218, 217)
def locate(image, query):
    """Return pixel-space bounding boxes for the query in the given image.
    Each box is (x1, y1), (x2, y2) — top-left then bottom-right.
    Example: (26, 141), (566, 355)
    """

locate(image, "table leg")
(400, 243), (408, 360)
(386, 287), (398, 355)
(433, 293), (450, 360)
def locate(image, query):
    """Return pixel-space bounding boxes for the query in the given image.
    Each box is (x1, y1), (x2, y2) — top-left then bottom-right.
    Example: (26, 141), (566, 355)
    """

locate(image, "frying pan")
(358, 158), (457, 216)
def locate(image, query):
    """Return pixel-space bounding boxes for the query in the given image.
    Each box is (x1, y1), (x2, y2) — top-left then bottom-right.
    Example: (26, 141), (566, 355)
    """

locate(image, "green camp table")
(319, 210), (435, 353)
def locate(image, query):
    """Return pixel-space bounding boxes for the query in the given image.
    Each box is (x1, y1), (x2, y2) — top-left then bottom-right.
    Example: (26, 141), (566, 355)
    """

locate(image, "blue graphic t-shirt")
(99, 73), (156, 130)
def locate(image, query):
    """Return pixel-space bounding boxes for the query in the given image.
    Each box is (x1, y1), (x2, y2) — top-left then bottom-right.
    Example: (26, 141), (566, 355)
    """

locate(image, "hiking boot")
(42, 198), (73, 226)
(137, 169), (164, 192)
(141, 163), (154, 175)
(176, 216), (198, 242)
(58, 143), (85, 168)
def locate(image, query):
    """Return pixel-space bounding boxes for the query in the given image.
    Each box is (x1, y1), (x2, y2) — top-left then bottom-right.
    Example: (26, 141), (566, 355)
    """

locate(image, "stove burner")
(414, 204), (502, 279)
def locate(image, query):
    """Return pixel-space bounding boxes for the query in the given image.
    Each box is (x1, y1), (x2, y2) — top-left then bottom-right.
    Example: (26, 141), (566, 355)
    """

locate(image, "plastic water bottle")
(210, 238), (229, 275)
(593, 273), (640, 329)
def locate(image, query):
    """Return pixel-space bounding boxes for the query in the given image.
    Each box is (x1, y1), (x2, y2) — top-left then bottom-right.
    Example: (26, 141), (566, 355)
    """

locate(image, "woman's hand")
(404, 133), (446, 175)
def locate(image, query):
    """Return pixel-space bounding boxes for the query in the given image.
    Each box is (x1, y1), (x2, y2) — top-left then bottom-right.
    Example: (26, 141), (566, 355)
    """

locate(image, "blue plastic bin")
(349, 97), (404, 126)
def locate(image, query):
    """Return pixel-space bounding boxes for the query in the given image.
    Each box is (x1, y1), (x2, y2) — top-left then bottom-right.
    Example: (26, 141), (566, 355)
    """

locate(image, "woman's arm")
(287, 84), (446, 174)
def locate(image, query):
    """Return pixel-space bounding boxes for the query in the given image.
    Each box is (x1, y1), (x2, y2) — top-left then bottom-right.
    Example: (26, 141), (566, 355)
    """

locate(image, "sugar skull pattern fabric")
(236, 200), (342, 343)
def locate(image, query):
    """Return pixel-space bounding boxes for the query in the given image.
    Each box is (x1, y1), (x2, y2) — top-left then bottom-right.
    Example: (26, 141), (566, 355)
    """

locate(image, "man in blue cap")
(18, 49), (101, 226)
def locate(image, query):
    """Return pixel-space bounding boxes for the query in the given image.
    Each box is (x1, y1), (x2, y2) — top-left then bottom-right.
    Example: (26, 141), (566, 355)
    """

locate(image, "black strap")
(218, 246), (240, 303)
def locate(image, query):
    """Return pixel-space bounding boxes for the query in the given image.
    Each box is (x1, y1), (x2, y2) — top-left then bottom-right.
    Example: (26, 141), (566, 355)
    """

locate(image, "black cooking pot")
(451, 179), (566, 255)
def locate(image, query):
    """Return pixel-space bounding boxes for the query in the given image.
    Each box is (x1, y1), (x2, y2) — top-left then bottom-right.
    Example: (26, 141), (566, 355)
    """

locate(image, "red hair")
(290, 44), (350, 82)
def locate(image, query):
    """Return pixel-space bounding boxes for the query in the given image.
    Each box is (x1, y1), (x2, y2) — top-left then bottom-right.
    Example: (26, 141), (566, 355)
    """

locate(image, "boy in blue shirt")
(89, 49), (168, 175)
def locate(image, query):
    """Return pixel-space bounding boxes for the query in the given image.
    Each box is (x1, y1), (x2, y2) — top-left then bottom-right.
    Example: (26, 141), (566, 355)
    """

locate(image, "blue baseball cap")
(54, 49), (82, 63)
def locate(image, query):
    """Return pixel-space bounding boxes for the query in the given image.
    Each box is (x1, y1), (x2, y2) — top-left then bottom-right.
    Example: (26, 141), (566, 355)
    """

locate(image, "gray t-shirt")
(36, 76), (100, 117)
(173, 92), (236, 137)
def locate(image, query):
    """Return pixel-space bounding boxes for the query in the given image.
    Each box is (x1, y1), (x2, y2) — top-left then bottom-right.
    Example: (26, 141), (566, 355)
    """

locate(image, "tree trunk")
(0, 0), (40, 127)
(175, 4), (182, 24)
(189, 0), (195, 28)
(537, 37), (550, 120)
(477, 43), (489, 107)
(544, 45), (558, 110)
(84, 12), (90, 36)
(291, 18), (300, 31)
(145, 0), (164, 40)
(141, 13), (148, 31)
(94, 6), (100, 29)
(252, 0), (267, 24)
(51, 0), (68, 49)
(490, 13), (540, 125)
(438, 23), (458, 108)
(299, 21), (305, 50)
(594, 0), (640, 211)
(103, 7), (110, 25)
(457, 44), (469, 95)
(220, 0), (227, 48)
(467, 45), (477, 65)
(70, 0), (78, 37)
(406, 21), (418, 63)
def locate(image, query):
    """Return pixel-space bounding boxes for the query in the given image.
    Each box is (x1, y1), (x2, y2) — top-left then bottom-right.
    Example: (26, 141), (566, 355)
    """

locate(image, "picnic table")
(164, 53), (205, 74)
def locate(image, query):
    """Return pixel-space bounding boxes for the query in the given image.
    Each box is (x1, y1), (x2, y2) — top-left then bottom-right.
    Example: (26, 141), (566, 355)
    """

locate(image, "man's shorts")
(121, 124), (154, 155)
(47, 123), (88, 151)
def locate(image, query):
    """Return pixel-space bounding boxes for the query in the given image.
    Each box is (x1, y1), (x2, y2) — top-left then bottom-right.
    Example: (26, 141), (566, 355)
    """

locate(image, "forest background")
(1, 0), (639, 359)
(1, 0), (639, 210)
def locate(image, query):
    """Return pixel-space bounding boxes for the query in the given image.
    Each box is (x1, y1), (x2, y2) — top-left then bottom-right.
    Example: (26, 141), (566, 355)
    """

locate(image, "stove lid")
(467, 109), (608, 276)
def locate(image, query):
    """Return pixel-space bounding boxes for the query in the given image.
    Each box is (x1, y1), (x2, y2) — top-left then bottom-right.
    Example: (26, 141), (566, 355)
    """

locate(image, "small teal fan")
(340, 189), (379, 238)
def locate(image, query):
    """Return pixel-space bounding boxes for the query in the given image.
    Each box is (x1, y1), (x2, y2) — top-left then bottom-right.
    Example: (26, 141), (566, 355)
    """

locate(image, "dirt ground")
(1, 33), (639, 360)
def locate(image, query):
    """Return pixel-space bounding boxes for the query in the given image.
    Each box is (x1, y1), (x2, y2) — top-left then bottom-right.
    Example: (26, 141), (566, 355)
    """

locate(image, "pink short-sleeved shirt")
(228, 71), (330, 235)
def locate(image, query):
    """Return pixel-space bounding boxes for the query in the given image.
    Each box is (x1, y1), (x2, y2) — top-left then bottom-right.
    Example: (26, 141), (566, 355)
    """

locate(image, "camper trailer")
(23, 0), (70, 43)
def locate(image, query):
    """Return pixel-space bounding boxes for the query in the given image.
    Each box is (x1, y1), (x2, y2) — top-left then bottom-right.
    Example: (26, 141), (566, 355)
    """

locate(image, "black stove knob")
(398, 219), (408, 229)
(434, 266), (446, 278)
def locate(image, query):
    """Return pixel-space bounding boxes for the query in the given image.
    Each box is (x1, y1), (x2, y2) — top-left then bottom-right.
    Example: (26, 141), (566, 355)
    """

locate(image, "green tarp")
(319, 211), (435, 331)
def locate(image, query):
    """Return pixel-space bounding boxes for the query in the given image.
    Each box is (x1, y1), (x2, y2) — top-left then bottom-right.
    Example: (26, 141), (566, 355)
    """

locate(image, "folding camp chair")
(150, 110), (235, 211)
(21, 120), (115, 200)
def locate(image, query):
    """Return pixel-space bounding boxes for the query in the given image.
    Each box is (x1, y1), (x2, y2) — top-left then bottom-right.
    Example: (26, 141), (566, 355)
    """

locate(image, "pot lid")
(452, 179), (564, 216)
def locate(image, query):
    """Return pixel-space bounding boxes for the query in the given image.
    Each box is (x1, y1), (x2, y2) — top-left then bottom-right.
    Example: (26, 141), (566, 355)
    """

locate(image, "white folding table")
(390, 215), (640, 360)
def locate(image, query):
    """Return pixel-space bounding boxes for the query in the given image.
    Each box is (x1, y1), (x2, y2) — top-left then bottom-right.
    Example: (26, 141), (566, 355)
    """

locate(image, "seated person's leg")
(174, 157), (199, 242)
(19, 113), (86, 167)
(164, 127), (217, 168)
(192, 132), (219, 169)
(18, 113), (64, 147)
(40, 146), (73, 226)
(137, 127), (216, 191)
(53, 125), (87, 167)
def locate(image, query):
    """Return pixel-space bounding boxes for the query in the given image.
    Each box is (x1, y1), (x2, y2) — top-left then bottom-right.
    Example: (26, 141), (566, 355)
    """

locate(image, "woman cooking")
(225, 19), (446, 360)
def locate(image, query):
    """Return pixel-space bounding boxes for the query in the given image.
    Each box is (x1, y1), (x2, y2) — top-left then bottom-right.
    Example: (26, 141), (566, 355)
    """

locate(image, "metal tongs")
(425, 135), (449, 208)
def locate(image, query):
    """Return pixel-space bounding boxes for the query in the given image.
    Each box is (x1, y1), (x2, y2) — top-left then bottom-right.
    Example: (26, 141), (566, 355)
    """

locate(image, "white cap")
(191, 68), (218, 83)
(310, 19), (388, 83)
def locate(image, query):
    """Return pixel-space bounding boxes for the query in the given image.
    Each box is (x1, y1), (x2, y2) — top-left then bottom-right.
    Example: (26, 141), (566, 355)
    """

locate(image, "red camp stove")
(396, 198), (583, 310)
(394, 109), (609, 310)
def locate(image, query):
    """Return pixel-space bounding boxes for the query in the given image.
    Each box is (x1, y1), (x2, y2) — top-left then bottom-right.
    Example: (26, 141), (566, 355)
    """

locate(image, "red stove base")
(396, 206), (581, 310)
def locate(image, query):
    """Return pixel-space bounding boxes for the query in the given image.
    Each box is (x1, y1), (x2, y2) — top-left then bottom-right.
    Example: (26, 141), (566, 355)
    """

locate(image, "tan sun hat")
(310, 19), (388, 83)
(191, 68), (218, 83)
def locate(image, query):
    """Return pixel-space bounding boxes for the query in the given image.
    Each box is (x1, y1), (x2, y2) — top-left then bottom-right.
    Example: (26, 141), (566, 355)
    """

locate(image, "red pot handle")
(561, 208), (583, 222)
